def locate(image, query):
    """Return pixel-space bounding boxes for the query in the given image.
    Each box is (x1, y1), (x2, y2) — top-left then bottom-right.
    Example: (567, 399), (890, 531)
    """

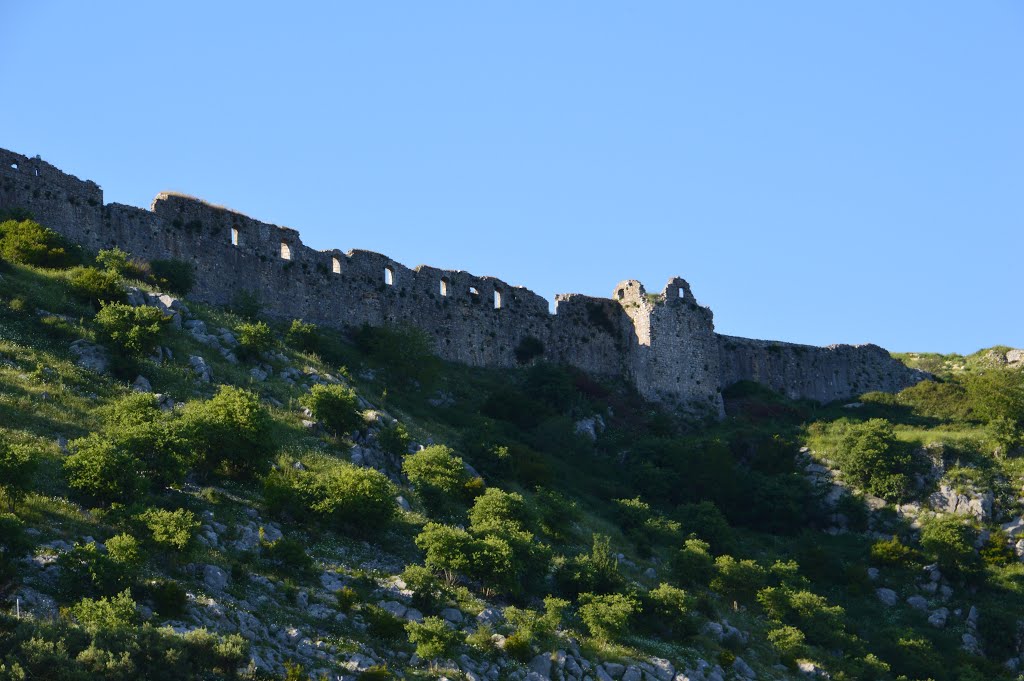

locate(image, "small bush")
(869, 536), (921, 568)
(139, 507), (199, 551)
(671, 537), (716, 588)
(96, 247), (141, 278)
(355, 324), (439, 385)
(335, 586), (359, 612)
(286, 319), (319, 352)
(146, 578), (188, 617)
(262, 536), (315, 577)
(711, 555), (767, 604)
(180, 386), (273, 477)
(577, 592), (637, 641)
(406, 616), (460, 661)
(514, 335), (544, 364)
(0, 441), (36, 511)
(377, 422), (411, 456)
(919, 516), (981, 578)
(767, 625), (806, 663)
(65, 434), (147, 504)
(231, 289), (261, 319)
(0, 219), (78, 267)
(402, 444), (472, 517)
(150, 258), (196, 295)
(68, 589), (138, 633)
(644, 583), (697, 638)
(105, 533), (143, 571)
(94, 302), (170, 355)
(831, 419), (920, 502)
(67, 265), (125, 307)
(301, 383), (362, 436)
(364, 605), (406, 641)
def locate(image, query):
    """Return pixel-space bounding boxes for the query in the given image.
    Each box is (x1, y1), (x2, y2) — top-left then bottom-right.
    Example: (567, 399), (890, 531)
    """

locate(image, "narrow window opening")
(332, 257), (341, 274)
(384, 267), (394, 286)
(469, 286), (479, 296)
(616, 289), (625, 300)
(33, 168), (39, 177)
(440, 278), (449, 296)
(494, 289), (503, 309)
(678, 288), (685, 298)
(9, 163), (17, 171)
(230, 227), (239, 246)
(280, 241), (292, 260)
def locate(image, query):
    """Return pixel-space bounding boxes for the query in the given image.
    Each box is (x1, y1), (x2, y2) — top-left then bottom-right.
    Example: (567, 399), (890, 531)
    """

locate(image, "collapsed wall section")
(717, 335), (928, 403)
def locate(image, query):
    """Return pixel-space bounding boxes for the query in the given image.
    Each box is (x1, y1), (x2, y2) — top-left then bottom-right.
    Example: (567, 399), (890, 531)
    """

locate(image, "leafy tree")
(139, 507), (199, 551)
(504, 596), (568, 654)
(180, 386), (273, 477)
(966, 369), (1024, 426)
(675, 501), (733, 552)
(68, 590), (138, 634)
(67, 265), (125, 307)
(95, 247), (136, 277)
(0, 219), (77, 267)
(415, 522), (474, 585)
(236, 320), (274, 359)
(757, 586), (847, 648)
(301, 383), (362, 437)
(105, 533), (144, 572)
(711, 555), (767, 604)
(767, 625), (806, 663)
(833, 418), (918, 502)
(0, 440), (35, 511)
(403, 445), (473, 516)
(285, 319), (319, 352)
(65, 433), (147, 503)
(919, 516), (980, 578)
(671, 537), (716, 588)
(265, 455), (397, 533)
(577, 592), (637, 641)
(644, 583), (697, 638)
(94, 302), (170, 355)
(377, 422), (411, 456)
(405, 616), (460, 661)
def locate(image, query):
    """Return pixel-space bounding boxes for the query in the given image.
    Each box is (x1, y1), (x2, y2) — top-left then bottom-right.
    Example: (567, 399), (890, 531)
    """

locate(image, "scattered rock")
(189, 355), (212, 382)
(132, 375), (153, 392)
(876, 588), (898, 606)
(574, 415), (605, 441)
(928, 607), (949, 628)
(203, 564), (229, 592)
(69, 339), (110, 373)
(906, 595), (929, 611)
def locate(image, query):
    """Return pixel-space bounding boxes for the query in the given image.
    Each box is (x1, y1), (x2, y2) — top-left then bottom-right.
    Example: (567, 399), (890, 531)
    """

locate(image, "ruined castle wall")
(0, 146), (928, 410)
(617, 278), (725, 417)
(717, 335), (927, 403)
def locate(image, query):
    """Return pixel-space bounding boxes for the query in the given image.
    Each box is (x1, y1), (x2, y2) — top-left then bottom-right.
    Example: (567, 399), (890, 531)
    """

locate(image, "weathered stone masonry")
(0, 147), (926, 416)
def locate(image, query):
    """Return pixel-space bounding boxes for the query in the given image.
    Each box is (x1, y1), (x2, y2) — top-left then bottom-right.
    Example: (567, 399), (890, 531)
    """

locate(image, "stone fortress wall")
(0, 147), (926, 416)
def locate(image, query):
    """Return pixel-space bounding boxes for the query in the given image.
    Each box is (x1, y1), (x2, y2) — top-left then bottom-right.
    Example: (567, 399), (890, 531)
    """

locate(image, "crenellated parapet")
(0, 147), (927, 416)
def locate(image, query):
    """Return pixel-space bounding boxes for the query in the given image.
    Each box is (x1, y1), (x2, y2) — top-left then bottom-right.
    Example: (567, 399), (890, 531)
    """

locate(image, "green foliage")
(149, 258), (196, 295)
(614, 496), (681, 555)
(827, 418), (920, 501)
(67, 265), (125, 307)
(671, 537), (715, 588)
(919, 516), (981, 578)
(301, 383), (362, 437)
(95, 247), (136, 277)
(406, 616), (461, 661)
(674, 501), (733, 552)
(358, 666), (394, 681)
(236, 320), (274, 358)
(144, 579), (187, 618)
(0, 441), (36, 511)
(355, 323), (439, 386)
(0, 219), (78, 267)
(265, 455), (397, 533)
(869, 536), (922, 568)
(364, 605), (406, 641)
(105, 533), (143, 571)
(57, 542), (127, 599)
(376, 422), (411, 456)
(980, 529), (1016, 566)
(644, 583), (697, 638)
(577, 592), (637, 642)
(554, 534), (624, 597)
(180, 385), (273, 477)
(403, 444), (473, 517)
(756, 586), (847, 648)
(229, 289), (261, 319)
(504, 596), (568, 654)
(261, 536), (315, 577)
(514, 335), (544, 364)
(335, 586), (359, 612)
(68, 590), (137, 634)
(966, 369), (1024, 426)
(711, 555), (767, 604)
(65, 434), (147, 504)
(285, 318), (319, 352)
(766, 624), (806, 662)
(138, 507), (199, 551)
(94, 302), (169, 355)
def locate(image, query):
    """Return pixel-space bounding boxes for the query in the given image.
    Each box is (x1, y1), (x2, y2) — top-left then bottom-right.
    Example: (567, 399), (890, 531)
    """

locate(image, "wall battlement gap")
(0, 146), (927, 416)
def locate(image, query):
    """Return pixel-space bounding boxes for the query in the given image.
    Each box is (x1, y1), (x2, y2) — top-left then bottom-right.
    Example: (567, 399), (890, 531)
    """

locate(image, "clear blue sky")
(2, 2), (1021, 354)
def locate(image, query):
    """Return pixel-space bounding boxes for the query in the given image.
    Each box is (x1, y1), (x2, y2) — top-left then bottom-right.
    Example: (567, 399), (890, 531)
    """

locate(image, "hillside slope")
(1, 216), (1024, 681)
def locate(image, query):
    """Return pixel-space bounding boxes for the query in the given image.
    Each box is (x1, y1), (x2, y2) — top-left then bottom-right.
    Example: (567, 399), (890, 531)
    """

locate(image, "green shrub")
(555, 534), (624, 597)
(150, 258), (196, 295)
(757, 586), (847, 648)
(711, 555), (767, 604)
(767, 625), (806, 663)
(0, 440), (36, 511)
(230, 289), (261, 319)
(919, 516), (981, 578)
(301, 383), (362, 437)
(671, 537), (716, 588)
(335, 586), (359, 612)
(577, 592), (637, 641)
(405, 616), (460, 661)
(237, 320), (274, 358)
(358, 666), (394, 681)
(402, 444), (472, 517)
(67, 265), (125, 307)
(832, 418), (920, 502)
(377, 422), (411, 456)
(644, 583), (697, 638)
(145, 578), (188, 617)
(286, 319), (319, 352)
(514, 335), (544, 364)
(400, 564), (446, 610)
(869, 536), (921, 568)
(364, 605), (406, 640)
(503, 596), (567, 653)
(65, 434), (147, 504)
(105, 533), (144, 571)
(262, 536), (315, 577)
(0, 219), (78, 267)
(675, 501), (733, 552)
(138, 507), (199, 551)
(180, 386), (273, 478)
(94, 302), (170, 355)
(966, 369), (1024, 426)
(264, 455), (397, 533)
(354, 323), (439, 385)
(95, 247), (140, 278)
(57, 541), (123, 598)
(980, 529), (1016, 567)
(68, 589), (138, 633)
